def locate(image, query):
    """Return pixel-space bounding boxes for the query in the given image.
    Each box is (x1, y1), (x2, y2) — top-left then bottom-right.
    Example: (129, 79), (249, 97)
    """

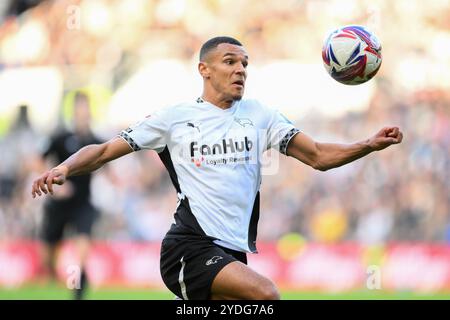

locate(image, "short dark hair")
(199, 36), (242, 61)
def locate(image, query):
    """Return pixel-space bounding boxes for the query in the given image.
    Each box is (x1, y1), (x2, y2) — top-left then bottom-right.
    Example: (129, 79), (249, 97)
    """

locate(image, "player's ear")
(198, 62), (210, 79)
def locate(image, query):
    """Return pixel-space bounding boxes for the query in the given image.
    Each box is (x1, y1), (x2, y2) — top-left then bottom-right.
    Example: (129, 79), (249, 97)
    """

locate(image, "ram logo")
(205, 256), (223, 266)
(234, 117), (253, 127)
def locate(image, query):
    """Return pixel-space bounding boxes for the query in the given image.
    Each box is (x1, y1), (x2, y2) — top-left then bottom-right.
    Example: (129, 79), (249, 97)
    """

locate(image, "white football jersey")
(119, 98), (299, 253)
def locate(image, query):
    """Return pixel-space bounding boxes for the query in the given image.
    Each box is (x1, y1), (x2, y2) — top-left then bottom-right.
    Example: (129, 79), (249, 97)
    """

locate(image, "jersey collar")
(196, 97), (239, 113)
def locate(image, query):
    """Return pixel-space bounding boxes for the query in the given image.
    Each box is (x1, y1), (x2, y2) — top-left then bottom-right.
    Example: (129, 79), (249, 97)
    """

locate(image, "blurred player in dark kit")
(37, 92), (102, 300)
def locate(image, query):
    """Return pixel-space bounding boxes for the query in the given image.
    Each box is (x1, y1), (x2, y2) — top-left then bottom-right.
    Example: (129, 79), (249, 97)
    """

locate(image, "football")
(322, 25), (382, 85)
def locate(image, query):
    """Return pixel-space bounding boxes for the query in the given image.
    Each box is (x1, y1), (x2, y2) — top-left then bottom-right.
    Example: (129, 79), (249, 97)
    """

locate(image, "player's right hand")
(31, 166), (68, 198)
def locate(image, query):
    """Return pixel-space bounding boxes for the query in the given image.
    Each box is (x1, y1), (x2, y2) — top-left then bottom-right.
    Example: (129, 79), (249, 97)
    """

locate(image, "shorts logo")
(205, 256), (223, 266)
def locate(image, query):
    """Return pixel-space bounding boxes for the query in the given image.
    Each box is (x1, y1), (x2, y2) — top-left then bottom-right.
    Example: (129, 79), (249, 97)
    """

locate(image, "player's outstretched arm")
(286, 126), (403, 171)
(31, 137), (133, 198)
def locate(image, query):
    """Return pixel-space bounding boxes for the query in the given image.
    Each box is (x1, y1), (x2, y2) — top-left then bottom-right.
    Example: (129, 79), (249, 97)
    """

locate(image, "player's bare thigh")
(210, 261), (280, 300)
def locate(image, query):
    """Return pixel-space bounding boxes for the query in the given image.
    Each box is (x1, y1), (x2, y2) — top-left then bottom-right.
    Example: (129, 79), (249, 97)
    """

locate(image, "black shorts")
(160, 234), (247, 300)
(41, 202), (99, 244)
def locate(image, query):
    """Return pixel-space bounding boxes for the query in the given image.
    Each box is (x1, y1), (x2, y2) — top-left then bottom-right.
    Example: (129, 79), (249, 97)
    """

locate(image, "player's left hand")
(369, 127), (403, 151)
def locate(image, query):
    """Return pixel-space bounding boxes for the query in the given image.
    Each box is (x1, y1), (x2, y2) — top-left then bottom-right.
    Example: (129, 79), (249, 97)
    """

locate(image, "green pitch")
(0, 284), (449, 300)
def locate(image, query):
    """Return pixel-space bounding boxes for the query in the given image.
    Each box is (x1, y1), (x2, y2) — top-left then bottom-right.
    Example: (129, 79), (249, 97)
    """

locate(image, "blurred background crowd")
(0, 0), (449, 248)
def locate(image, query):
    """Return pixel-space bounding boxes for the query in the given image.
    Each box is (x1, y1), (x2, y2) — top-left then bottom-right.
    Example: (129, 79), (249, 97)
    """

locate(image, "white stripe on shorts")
(178, 256), (188, 300)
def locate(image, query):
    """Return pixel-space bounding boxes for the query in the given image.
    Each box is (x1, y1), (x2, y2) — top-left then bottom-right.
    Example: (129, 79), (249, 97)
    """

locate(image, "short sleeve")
(118, 108), (170, 153)
(266, 108), (300, 155)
